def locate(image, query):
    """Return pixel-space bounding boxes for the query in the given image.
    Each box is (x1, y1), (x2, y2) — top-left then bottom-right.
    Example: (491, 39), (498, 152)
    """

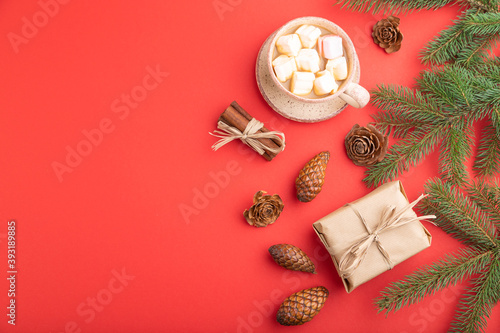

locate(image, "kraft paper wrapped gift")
(313, 181), (434, 293)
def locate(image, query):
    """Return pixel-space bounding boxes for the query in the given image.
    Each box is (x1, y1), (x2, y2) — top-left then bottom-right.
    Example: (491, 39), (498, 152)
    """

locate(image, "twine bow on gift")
(337, 194), (436, 279)
(209, 119), (285, 156)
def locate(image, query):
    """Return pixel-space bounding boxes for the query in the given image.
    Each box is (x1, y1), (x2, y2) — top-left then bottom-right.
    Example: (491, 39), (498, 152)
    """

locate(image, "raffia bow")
(209, 118), (285, 156)
(337, 194), (436, 279)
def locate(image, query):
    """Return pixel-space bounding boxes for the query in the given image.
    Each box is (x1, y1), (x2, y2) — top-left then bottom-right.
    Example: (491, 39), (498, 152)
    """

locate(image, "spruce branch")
(420, 12), (471, 65)
(467, 180), (500, 230)
(335, 0), (454, 14)
(463, 0), (500, 13)
(376, 247), (494, 313)
(365, 64), (500, 186)
(439, 121), (474, 185)
(417, 65), (479, 112)
(423, 178), (498, 249)
(450, 259), (500, 333)
(463, 12), (500, 35)
(376, 178), (499, 332)
(371, 110), (426, 138)
(371, 84), (444, 120)
(363, 126), (443, 187)
(370, 84), (442, 138)
(474, 123), (500, 177)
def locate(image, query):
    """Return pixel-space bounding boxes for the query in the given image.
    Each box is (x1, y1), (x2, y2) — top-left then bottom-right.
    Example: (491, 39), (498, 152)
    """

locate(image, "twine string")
(337, 194), (436, 279)
(209, 119), (285, 155)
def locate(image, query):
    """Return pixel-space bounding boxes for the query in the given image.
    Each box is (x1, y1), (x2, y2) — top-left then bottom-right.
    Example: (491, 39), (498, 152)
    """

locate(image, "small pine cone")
(277, 286), (329, 326)
(268, 244), (316, 274)
(345, 124), (388, 166)
(372, 16), (403, 54)
(295, 151), (330, 202)
(243, 191), (284, 228)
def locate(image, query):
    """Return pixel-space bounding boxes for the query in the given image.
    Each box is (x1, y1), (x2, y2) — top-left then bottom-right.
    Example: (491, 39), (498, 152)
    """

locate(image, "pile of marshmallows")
(272, 25), (348, 97)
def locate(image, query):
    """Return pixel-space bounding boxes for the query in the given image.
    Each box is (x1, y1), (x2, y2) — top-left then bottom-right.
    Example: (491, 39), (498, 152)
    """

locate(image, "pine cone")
(345, 124), (388, 167)
(243, 191), (284, 227)
(268, 244), (316, 274)
(277, 286), (329, 326)
(295, 151), (330, 202)
(372, 16), (403, 54)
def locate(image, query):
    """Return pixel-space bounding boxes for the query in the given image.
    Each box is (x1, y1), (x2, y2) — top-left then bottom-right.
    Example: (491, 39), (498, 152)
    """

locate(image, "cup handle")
(339, 82), (370, 108)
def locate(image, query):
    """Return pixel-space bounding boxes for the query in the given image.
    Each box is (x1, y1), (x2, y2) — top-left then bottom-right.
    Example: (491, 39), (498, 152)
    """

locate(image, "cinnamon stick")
(230, 101), (284, 149)
(217, 101), (284, 161)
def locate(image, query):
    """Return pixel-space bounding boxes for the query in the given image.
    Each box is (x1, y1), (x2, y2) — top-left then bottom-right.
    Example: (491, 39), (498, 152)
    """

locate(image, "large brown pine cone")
(372, 16), (403, 54)
(268, 244), (316, 273)
(277, 286), (329, 326)
(243, 191), (284, 227)
(345, 124), (388, 167)
(295, 151), (330, 202)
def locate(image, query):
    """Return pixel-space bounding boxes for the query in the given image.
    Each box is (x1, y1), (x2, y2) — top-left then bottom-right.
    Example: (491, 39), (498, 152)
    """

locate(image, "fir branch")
(464, 0), (500, 13)
(376, 179), (500, 332)
(417, 65), (479, 112)
(370, 110), (425, 138)
(363, 126), (443, 187)
(457, 33), (500, 67)
(488, 105), (500, 135)
(335, 0), (454, 14)
(439, 121), (474, 185)
(371, 84), (443, 119)
(376, 247), (493, 313)
(450, 259), (500, 333)
(366, 64), (500, 186)
(420, 12), (471, 65)
(463, 12), (500, 35)
(474, 56), (500, 83)
(467, 180), (500, 230)
(370, 84), (441, 137)
(423, 178), (499, 249)
(474, 123), (500, 177)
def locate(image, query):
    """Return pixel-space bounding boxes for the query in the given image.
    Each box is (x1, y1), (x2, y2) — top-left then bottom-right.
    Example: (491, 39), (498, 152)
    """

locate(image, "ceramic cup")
(267, 16), (370, 108)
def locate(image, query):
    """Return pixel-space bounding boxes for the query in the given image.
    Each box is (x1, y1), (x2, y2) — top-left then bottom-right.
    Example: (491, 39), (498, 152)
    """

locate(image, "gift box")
(313, 181), (433, 293)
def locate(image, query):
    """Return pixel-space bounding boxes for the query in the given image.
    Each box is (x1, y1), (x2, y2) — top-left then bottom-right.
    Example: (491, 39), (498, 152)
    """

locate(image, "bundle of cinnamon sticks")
(216, 101), (285, 161)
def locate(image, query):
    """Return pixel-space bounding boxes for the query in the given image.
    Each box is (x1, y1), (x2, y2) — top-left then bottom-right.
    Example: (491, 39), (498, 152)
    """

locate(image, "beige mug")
(267, 16), (370, 108)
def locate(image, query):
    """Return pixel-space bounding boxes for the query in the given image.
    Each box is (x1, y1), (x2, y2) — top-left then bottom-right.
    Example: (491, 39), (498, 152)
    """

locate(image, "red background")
(0, 1), (498, 332)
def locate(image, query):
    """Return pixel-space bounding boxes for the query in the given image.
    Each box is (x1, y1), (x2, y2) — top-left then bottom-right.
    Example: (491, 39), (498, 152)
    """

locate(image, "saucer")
(255, 33), (361, 123)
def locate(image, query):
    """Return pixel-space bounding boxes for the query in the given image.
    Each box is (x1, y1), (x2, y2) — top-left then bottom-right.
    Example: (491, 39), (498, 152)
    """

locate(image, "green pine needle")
(423, 178), (498, 249)
(376, 178), (499, 332)
(463, 12), (500, 35)
(335, 0), (454, 14)
(474, 123), (500, 177)
(421, 11), (472, 65)
(365, 64), (500, 186)
(363, 126), (443, 187)
(439, 122), (474, 185)
(467, 180), (500, 230)
(376, 247), (494, 313)
(450, 259), (500, 333)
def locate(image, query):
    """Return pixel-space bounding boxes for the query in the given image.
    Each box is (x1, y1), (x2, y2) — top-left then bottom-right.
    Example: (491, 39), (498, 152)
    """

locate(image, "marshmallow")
(295, 24), (322, 48)
(272, 55), (297, 82)
(319, 35), (343, 59)
(290, 71), (315, 96)
(276, 34), (302, 56)
(295, 49), (320, 73)
(326, 56), (348, 80)
(314, 70), (338, 95)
